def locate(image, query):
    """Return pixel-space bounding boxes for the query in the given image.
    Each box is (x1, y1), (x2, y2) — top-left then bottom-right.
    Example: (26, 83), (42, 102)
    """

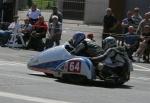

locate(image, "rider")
(68, 32), (104, 57)
(91, 36), (133, 78)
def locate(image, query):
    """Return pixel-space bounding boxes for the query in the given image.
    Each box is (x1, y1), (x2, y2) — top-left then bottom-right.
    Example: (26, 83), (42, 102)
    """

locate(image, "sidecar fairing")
(27, 45), (95, 80)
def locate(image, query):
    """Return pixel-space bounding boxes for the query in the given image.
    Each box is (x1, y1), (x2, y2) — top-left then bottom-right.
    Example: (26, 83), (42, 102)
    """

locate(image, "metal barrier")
(63, 0), (85, 20)
(102, 33), (125, 46)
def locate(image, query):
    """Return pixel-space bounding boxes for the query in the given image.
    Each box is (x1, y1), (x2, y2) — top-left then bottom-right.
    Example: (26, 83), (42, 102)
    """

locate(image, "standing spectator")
(124, 26), (139, 61)
(132, 7), (142, 29)
(49, 6), (63, 23)
(121, 11), (134, 34)
(27, 4), (41, 25)
(20, 18), (32, 43)
(27, 16), (48, 51)
(135, 25), (150, 62)
(45, 15), (62, 49)
(136, 12), (150, 35)
(102, 8), (117, 39)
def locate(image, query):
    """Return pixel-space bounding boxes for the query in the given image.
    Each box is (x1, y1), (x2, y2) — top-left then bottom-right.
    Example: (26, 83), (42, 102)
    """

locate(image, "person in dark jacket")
(49, 6), (63, 23)
(102, 8), (117, 39)
(27, 16), (48, 51)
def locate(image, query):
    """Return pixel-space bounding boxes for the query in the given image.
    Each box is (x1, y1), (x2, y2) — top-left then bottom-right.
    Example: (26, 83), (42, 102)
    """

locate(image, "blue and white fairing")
(27, 45), (95, 80)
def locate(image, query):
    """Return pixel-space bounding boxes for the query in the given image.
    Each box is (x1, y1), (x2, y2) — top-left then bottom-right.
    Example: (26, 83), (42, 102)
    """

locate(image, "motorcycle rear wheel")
(44, 73), (54, 77)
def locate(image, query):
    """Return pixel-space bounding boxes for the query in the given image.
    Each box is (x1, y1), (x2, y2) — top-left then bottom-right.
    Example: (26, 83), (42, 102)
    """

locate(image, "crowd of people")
(0, 4), (63, 51)
(0, 4), (149, 63)
(103, 7), (150, 63)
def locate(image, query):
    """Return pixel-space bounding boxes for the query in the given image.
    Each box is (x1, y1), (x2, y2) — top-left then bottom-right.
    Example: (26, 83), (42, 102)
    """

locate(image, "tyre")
(44, 73), (54, 77)
(62, 74), (88, 84)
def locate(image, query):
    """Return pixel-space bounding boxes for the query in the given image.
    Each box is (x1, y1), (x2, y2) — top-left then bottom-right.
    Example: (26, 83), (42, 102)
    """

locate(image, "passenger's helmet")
(103, 36), (117, 50)
(72, 32), (85, 47)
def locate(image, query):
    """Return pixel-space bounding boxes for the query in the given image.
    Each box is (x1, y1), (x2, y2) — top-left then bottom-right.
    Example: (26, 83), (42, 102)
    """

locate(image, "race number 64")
(68, 60), (81, 73)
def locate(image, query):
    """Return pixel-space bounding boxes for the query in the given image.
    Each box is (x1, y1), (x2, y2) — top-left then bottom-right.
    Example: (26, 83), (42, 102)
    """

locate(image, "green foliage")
(32, 0), (56, 9)
(27, 0), (33, 8)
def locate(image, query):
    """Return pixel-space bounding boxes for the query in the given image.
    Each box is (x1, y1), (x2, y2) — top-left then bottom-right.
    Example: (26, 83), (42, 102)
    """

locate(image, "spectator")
(27, 16), (48, 51)
(0, 16), (20, 46)
(49, 6), (63, 23)
(136, 12), (150, 35)
(132, 7), (142, 29)
(27, 4), (41, 25)
(45, 15), (62, 49)
(0, 30), (12, 46)
(20, 18), (32, 43)
(124, 26), (139, 61)
(121, 11), (134, 34)
(8, 15), (21, 33)
(135, 25), (150, 62)
(102, 8), (117, 39)
(86, 33), (95, 42)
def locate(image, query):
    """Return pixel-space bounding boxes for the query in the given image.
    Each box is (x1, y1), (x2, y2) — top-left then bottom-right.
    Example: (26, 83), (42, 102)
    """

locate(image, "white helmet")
(103, 36), (117, 50)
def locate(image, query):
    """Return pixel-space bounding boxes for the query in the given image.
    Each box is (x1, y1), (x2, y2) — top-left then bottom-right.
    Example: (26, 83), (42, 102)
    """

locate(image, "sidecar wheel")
(44, 73), (54, 77)
(62, 74), (88, 84)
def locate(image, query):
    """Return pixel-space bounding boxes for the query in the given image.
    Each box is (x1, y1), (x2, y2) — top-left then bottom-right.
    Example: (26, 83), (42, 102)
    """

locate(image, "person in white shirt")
(8, 15), (21, 33)
(20, 18), (32, 43)
(26, 4), (41, 25)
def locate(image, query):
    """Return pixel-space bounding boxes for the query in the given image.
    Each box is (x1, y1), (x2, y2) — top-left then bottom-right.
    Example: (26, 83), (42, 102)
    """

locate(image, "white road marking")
(133, 64), (150, 72)
(0, 60), (26, 66)
(0, 73), (52, 82)
(0, 91), (71, 103)
(131, 76), (150, 81)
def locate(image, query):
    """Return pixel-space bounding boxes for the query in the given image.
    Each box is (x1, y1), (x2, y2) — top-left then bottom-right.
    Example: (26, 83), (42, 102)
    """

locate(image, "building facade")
(56, 0), (150, 24)
(0, 0), (17, 22)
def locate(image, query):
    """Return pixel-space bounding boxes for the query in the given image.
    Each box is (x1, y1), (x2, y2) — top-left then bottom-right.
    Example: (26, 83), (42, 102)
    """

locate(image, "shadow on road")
(29, 73), (52, 78)
(28, 73), (133, 89)
(55, 79), (134, 89)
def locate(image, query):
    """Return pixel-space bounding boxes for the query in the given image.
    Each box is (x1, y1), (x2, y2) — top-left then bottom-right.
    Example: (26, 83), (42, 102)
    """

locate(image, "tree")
(27, 0), (33, 8)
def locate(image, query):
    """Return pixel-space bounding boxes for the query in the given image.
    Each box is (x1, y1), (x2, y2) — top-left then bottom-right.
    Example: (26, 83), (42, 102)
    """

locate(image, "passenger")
(45, 15), (62, 49)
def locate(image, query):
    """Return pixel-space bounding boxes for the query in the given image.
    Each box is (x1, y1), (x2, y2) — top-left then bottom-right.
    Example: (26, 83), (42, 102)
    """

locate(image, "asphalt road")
(0, 47), (150, 103)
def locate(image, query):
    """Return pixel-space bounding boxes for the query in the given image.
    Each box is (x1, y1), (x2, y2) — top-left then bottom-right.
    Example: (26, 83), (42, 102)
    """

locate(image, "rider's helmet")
(102, 36), (117, 50)
(72, 32), (85, 47)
